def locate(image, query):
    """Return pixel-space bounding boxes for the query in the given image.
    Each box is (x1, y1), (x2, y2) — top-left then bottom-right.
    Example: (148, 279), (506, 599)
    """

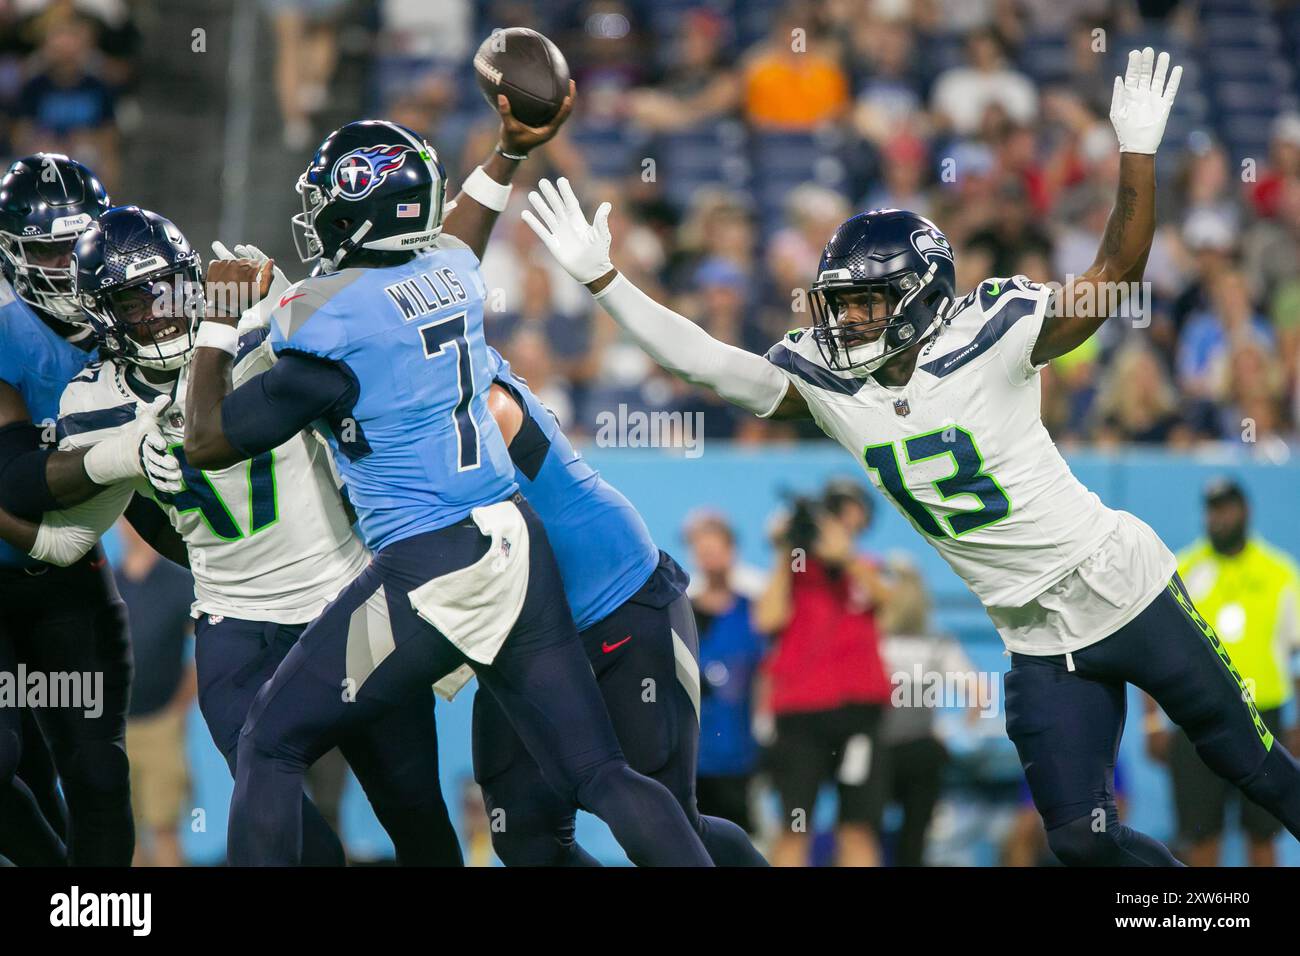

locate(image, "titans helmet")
(0, 153), (111, 320)
(810, 209), (956, 374)
(73, 206), (203, 372)
(292, 120), (450, 272)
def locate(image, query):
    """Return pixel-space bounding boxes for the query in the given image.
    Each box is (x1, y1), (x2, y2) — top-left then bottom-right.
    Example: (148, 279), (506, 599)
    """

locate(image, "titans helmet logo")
(330, 145), (410, 200)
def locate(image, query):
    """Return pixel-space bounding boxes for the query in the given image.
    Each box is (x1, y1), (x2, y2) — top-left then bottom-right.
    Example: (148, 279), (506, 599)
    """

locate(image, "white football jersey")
(766, 275), (1175, 652)
(58, 333), (370, 623)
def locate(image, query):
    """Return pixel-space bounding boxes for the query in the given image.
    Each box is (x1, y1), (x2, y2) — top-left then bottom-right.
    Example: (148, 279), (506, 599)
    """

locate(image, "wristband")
(496, 144), (528, 162)
(590, 271), (625, 300)
(462, 166), (513, 213)
(195, 321), (240, 356)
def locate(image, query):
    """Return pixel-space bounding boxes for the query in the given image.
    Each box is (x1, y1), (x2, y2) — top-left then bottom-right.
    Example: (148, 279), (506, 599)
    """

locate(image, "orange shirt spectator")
(743, 47), (848, 130)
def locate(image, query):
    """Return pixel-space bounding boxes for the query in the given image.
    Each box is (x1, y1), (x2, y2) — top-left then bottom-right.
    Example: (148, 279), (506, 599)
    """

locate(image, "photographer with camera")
(753, 479), (892, 866)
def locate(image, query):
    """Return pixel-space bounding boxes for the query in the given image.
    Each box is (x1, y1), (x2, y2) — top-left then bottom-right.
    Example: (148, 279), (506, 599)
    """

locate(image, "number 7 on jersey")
(419, 311), (481, 472)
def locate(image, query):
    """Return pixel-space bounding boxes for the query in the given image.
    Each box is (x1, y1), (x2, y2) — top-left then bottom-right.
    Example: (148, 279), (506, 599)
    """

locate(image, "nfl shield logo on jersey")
(894, 398), (911, 417)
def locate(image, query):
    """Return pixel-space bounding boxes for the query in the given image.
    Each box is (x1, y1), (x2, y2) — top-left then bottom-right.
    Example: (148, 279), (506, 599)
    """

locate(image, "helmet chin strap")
(323, 219), (374, 273)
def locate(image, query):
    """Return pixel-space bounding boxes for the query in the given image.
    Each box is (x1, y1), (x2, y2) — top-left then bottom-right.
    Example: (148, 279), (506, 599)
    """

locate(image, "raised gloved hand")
(520, 178), (614, 285)
(211, 240), (290, 332)
(1110, 47), (1182, 155)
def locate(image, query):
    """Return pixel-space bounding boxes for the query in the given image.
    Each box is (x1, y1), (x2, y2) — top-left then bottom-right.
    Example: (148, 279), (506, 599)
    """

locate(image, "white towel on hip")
(407, 499), (530, 666)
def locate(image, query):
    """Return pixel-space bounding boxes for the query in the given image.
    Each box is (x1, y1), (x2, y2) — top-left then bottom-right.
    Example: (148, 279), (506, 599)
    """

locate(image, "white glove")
(1110, 47), (1182, 154)
(82, 396), (182, 493)
(211, 240), (290, 332)
(520, 178), (614, 284)
(141, 431), (184, 495)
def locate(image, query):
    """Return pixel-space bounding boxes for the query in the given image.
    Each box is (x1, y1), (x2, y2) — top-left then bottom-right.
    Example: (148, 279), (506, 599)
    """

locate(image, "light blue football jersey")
(268, 238), (517, 552)
(489, 348), (659, 630)
(0, 279), (95, 567)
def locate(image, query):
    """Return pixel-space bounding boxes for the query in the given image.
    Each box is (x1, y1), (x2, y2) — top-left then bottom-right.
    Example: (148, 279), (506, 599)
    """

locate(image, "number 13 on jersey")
(864, 427), (1011, 538)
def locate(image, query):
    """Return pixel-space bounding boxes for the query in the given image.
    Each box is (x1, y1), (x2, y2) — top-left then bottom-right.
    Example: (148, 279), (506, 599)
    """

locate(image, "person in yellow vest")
(1145, 478), (1300, 866)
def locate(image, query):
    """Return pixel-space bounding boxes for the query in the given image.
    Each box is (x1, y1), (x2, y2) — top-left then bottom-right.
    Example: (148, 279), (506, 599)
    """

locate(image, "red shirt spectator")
(764, 555), (891, 714)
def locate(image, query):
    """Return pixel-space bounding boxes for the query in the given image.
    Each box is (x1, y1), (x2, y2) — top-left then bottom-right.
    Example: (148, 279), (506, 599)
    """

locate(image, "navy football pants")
(227, 498), (712, 866)
(195, 614), (460, 866)
(0, 708), (67, 865)
(475, 556), (759, 868)
(472, 574), (765, 866)
(0, 551), (132, 866)
(1006, 575), (1300, 866)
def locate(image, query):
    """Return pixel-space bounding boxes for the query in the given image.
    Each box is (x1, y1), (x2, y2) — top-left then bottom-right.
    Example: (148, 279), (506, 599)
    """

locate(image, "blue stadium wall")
(165, 446), (1300, 864)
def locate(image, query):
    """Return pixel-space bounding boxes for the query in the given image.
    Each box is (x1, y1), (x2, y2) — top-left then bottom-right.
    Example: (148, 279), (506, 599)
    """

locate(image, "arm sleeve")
(220, 352), (358, 458)
(593, 274), (789, 417)
(29, 482), (133, 567)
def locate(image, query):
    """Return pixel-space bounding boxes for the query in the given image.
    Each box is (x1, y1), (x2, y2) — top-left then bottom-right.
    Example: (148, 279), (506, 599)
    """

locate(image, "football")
(473, 27), (570, 128)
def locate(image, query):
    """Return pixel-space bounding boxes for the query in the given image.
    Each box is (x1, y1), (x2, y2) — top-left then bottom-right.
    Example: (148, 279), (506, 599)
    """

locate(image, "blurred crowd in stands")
(0, 0), (139, 193)
(367, 0), (1300, 456)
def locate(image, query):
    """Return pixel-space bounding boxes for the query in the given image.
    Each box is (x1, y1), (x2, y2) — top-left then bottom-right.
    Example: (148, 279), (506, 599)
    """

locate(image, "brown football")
(473, 27), (571, 128)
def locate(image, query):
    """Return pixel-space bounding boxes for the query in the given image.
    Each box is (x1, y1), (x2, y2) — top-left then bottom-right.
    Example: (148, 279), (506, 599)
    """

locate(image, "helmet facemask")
(81, 265), (204, 372)
(291, 174), (330, 265)
(0, 219), (95, 322)
(812, 261), (949, 374)
(292, 173), (376, 272)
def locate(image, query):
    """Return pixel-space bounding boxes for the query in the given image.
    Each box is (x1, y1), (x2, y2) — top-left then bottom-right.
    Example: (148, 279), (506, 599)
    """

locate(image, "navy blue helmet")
(292, 119), (450, 272)
(810, 209), (956, 373)
(0, 153), (111, 320)
(72, 206), (203, 371)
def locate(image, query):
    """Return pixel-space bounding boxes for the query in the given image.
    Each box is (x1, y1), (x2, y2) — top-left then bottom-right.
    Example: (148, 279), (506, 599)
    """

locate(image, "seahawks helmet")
(810, 209), (956, 374)
(0, 153), (111, 320)
(73, 206), (203, 372)
(292, 120), (450, 272)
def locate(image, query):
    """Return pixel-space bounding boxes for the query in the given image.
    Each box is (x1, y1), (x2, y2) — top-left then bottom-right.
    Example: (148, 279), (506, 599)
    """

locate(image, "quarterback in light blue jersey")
(184, 118), (712, 866)
(263, 239), (517, 551)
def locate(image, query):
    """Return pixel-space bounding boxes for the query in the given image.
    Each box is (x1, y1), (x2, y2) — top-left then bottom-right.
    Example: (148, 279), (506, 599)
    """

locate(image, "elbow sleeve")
(28, 483), (133, 567)
(0, 423), (60, 519)
(30, 511), (99, 567)
(221, 353), (357, 457)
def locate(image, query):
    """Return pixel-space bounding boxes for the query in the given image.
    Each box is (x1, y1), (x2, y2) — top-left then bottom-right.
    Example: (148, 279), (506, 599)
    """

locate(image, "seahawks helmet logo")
(330, 145), (410, 200)
(911, 228), (953, 264)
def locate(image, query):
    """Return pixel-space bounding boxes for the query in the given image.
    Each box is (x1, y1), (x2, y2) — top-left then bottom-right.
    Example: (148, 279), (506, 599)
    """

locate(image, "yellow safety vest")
(1178, 538), (1300, 710)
